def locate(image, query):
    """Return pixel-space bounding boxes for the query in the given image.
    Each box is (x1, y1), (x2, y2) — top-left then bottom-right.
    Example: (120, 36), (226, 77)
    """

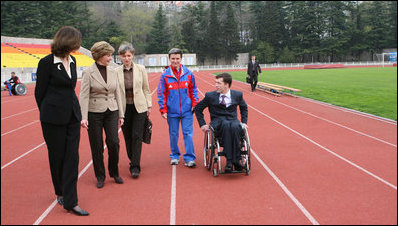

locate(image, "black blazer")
(35, 54), (82, 125)
(247, 60), (262, 76)
(195, 90), (248, 129)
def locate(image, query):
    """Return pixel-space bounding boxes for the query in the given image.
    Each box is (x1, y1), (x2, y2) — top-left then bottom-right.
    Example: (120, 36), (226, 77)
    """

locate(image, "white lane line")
(230, 79), (397, 148)
(248, 104), (397, 190)
(1, 120), (39, 136)
(298, 96), (397, 125)
(197, 88), (318, 224)
(1, 96), (33, 104)
(34, 128), (122, 225)
(1, 108), (36, 120)
(220, 72), (397, 125)
(1, 142), (45, 170)
(197, 75), (397, 190)
(33, 160), (94, 225)
(251, 149), (320, 225)
(170, 165), (177, 225)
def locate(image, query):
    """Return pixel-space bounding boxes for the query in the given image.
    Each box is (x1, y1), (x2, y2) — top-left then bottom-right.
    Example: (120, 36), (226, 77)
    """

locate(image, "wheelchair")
(203, 123), (251, 176)
(3, 81), (27, 96)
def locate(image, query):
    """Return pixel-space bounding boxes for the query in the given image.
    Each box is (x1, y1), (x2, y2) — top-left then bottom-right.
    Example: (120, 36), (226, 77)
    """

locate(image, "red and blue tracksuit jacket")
(157, 64), (199, 118)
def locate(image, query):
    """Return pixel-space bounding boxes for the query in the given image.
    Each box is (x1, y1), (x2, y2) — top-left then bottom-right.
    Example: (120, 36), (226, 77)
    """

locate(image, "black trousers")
(121, 104), (147, 171)
(87, 109), (120, 181)
(41, 113), (80, 210)
(215, 119), (242, 164)
(250, 74), (258, 91)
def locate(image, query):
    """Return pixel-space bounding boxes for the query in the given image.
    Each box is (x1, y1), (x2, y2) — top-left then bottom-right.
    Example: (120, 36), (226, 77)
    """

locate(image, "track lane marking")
(197, 75), (397, 190)
(204, 73), (396, 147)
(196, 88), (319, 224)
(1, 141), (45, 170)
(251, 149), (320, 225)
(1, 120), (39, 136)
(1, 108), (37, 120)
(170, 165), (176, 225)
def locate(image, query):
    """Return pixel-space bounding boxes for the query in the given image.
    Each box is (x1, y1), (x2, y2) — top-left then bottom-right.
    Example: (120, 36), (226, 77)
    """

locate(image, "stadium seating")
(1, 42), (94, 68)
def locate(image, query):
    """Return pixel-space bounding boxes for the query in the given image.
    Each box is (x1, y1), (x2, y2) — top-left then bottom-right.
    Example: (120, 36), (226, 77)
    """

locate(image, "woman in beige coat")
(79, 41), (124, 188)
(116, 42), (152, 178)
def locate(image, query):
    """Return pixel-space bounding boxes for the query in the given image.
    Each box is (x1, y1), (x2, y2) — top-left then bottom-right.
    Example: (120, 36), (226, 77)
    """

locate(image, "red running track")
(1, 70), (396, 225)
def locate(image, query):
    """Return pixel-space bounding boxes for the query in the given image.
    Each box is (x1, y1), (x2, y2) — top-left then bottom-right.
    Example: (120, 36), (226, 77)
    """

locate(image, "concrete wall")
(202, 53), (249, 66)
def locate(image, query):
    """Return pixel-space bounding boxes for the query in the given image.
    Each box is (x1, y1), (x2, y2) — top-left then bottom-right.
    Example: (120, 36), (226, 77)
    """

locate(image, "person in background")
(4, 72), (20, 96)
(116, 42), (152, 178)
(34, 26), (89, 216)
(79, 41), (124, 189)
(157, 48), (199, 168)
(247, 55), (262, 92)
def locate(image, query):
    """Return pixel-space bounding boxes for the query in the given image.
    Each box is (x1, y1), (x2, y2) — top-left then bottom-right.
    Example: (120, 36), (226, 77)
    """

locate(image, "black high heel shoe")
(67, 206), (89, 216)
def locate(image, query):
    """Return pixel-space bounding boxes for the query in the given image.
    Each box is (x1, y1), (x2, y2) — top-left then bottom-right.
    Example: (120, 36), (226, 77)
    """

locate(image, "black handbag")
(246, 76), (252, 84)
(143, 115), (152, 144)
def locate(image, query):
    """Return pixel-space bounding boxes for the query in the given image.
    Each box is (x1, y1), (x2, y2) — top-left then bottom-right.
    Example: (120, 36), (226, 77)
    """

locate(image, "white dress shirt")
(54, 55), (74, 79)
(219, 89), (232, 108)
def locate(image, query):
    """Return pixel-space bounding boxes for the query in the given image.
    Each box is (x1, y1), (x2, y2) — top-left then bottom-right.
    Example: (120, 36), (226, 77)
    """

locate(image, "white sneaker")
(170, 159), (179, 165)
(185, 161), (196, 168)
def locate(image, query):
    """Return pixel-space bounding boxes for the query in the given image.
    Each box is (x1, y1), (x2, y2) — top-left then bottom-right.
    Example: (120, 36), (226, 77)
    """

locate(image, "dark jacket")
(194, 90), (248, 129)
(35, 54), (82, 125)
(247, 60), (262, 77)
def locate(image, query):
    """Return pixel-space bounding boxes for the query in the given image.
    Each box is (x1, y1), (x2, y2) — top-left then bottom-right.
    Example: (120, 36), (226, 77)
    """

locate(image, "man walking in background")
(247, 55), (262, 92)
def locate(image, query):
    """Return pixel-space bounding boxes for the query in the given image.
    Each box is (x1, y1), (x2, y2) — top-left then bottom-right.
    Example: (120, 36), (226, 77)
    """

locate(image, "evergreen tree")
(146, 4), (169, 54)
(205, 1), (222, 64)
(221, 2), (241, 64)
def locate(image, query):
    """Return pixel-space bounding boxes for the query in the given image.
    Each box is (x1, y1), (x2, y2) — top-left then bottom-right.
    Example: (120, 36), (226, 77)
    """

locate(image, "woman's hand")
(81, 120), (89, 129)
(119, 118), (124, 127)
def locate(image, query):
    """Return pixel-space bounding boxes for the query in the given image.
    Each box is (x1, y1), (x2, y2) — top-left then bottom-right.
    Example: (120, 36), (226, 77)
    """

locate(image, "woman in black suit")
(34, 26), (89, 216)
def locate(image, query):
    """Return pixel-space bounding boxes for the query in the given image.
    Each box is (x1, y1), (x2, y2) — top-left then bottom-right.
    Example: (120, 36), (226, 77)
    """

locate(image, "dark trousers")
(41, 113), (80, 210)
(87, 109), (120, 181)
(121, 104), (147, 171)
(215, 119), (242, 164)
(250, 74), (258, 91)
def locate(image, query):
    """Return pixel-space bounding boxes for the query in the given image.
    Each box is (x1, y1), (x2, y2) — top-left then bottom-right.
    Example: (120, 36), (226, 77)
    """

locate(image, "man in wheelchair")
(3, 72), (20, 96)
(195, 73), (248, 172)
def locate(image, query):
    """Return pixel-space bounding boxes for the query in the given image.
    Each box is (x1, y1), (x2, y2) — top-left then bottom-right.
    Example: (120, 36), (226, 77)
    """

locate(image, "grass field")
(225, 67), (397, 121)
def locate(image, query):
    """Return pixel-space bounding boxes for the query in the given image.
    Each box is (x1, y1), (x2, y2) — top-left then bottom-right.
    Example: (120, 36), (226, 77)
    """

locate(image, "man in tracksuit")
(157, 48), (199, 167)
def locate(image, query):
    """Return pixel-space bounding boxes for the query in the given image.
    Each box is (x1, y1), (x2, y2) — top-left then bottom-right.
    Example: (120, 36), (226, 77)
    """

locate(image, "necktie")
(221, 95), (227, 107)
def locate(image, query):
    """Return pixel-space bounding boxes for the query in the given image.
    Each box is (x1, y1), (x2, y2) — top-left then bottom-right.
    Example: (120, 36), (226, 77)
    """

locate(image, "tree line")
(1, 1), (396, 64)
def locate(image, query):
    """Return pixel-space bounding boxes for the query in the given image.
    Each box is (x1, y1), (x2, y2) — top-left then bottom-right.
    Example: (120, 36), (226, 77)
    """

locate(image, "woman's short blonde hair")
(90, 41), (115, 61)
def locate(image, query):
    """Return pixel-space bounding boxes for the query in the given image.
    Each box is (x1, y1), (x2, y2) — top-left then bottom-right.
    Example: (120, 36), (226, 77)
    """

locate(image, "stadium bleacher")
(1, 42), (94, 68)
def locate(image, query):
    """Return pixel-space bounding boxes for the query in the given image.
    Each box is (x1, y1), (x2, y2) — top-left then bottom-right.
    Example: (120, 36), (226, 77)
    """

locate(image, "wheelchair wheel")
(243, 127), (251, 175)
(11, 84), (27, 95)
(203, 130), (214, 170)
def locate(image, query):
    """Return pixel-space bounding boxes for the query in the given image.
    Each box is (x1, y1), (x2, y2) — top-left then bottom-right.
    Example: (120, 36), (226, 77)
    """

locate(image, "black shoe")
(67, 206), (89, 216)
(57, 196), (64, 206)
(234, 162), (244, 171)
(225, 162), (233, 173)
(130, 167), (140, 179)
(113, 176), (124, 184)
(96, 180), (104, 188)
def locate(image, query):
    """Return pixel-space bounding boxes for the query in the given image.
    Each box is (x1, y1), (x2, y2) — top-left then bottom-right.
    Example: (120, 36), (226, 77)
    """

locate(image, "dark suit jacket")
(35, 54), (82, 125)
(247, 60), (262, 77)
(195, 90), (248, 130)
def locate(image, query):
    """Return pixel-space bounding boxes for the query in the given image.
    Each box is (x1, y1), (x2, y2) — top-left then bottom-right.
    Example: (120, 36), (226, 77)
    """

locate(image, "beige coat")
(116, 63), (152, 114)
(79, 63), (124, 120)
